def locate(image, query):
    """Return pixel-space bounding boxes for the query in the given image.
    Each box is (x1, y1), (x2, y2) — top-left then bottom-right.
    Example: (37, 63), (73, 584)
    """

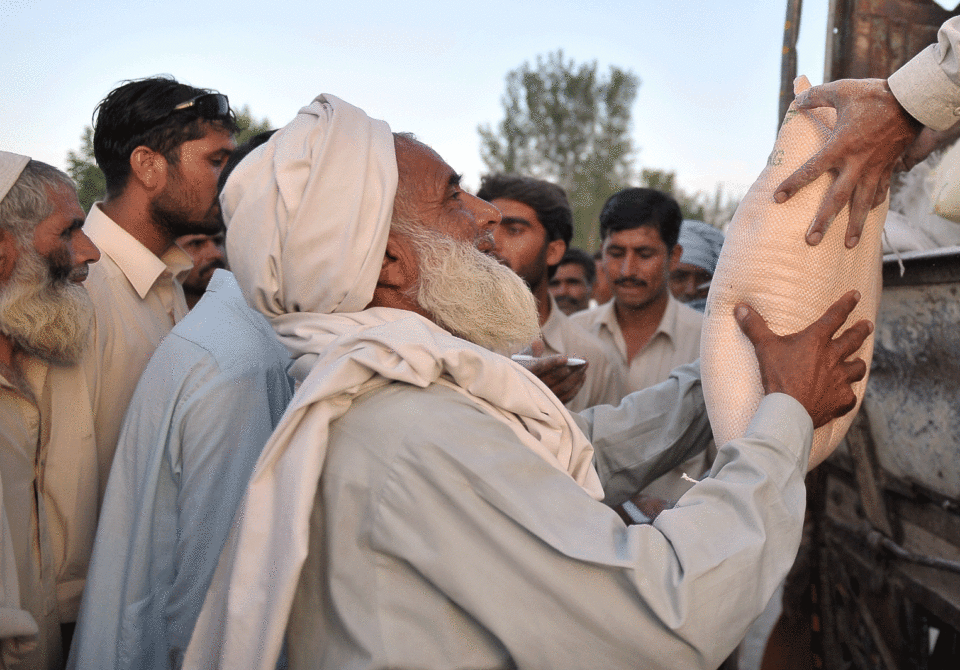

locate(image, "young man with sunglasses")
(79, 76), (237, 521)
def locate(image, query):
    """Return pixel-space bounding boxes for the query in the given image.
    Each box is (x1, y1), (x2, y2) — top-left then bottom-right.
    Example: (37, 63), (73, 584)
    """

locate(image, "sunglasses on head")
(158, 93), (232, 123)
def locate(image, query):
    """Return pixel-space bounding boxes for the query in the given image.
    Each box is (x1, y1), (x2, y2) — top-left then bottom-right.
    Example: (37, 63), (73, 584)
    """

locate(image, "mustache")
(68, 263), (89, 283)
(614, 277), (646, 287)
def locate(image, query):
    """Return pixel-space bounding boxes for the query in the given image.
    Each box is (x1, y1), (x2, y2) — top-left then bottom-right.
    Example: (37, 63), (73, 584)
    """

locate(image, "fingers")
(814, 290), (861, 337)
(832, 318), (873, 359)
(873, 173), (891, 208)
(522, 354), (568, 379)
(792, 84), (837, 112)
(551, 364), (587, 403)
(845, 180), (878, 248)
(775, 150), (829, 206)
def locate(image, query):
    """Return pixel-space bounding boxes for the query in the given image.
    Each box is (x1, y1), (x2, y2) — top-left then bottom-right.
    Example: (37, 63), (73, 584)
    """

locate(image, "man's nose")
(74, 229), (101, 266)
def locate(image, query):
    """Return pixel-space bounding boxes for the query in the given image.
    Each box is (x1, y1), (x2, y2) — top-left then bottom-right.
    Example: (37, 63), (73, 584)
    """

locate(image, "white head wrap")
(678, 219), (725, 275)
(221, 94), (397, 320)
(0, 151), (31, 205)
(185, 94), (604, 670)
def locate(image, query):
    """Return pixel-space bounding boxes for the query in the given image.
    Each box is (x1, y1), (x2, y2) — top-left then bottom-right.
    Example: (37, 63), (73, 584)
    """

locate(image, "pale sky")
(0, 0), (830, 198)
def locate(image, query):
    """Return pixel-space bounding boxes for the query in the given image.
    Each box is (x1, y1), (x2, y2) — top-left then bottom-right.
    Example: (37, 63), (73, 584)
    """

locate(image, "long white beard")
(0, 245), (93, 364)
(406, 228), (541, 354)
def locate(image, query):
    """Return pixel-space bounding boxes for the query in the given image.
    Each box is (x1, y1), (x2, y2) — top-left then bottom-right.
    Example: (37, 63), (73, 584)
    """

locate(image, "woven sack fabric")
(701, 76), (886, 469)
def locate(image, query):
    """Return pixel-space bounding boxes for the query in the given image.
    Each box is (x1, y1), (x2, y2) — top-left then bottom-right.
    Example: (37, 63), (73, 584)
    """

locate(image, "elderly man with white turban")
(0, 153), (101, 669)
(183, 95), (871, 670)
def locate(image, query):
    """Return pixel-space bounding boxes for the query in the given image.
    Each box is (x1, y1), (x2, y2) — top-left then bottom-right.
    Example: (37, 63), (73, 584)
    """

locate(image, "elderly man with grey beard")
(0, 153), (100, 669)
(183, 95), (870, 670)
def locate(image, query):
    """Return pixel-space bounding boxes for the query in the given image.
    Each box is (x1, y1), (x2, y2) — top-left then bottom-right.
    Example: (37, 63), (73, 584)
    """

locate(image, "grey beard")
(403, 228), (541, 354)
(0, 246), (93, 364)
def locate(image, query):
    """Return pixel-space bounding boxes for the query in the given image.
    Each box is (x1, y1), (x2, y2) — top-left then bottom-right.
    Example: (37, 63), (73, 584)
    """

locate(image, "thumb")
(734, 302), (772, 345)
(793, 84), (834, 111)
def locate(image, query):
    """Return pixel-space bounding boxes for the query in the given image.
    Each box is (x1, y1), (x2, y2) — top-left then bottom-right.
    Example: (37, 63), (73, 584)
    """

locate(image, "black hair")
(93, 75), (238, 198)
(598, 187), (682, 249)
(557, 247), (596, 286)
(476, 174), (573, 246)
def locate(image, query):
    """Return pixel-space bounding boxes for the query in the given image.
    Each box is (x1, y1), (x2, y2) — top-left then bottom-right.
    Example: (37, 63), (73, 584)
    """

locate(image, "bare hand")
(517, 354), (587, 404)
(774, 79), (921, 248)
(734, 291), (872, 428)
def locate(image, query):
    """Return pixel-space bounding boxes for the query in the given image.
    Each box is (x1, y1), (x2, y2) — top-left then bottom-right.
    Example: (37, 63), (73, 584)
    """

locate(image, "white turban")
(0, 151), (30, 205)
(220, 94), (397, 319)
(678, 219), (725, 275)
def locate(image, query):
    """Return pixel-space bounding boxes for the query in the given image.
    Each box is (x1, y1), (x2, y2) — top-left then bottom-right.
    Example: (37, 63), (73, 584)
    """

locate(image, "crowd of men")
(1, 14), (959, 670)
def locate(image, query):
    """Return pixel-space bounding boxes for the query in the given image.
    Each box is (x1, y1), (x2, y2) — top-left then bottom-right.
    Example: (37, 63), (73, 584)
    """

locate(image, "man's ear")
(545, 239), (566, 267)
(368, 230), (421, 312)
(129, 146), (168, 191)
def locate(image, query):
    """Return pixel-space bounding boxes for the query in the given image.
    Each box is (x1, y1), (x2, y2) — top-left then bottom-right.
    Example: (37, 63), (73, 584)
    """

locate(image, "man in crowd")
(477, 174), (620, 411)
(669, 219), (725, 312)
(181, 94), (870, 670)
(82, 76), (237, 502)
(549, 246), (596, 315)
(0, 154), (100, 668)
(175, 228), (226, 309)
(68, 132), (293, 670)
(573, 188), (708, 502)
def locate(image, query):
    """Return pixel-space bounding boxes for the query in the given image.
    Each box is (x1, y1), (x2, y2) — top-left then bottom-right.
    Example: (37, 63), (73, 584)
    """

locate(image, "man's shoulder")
(156, 301), (288, 385)
(546, 311), (610, 361)
(331, 382), (515, 464)
(569, 304), (608, 331)
(674, 300), (704, 328)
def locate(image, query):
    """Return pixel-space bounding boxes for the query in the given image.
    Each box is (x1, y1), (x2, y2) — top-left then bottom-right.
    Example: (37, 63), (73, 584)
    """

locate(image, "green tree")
(234, 105), (272, 146)
(478, 50), (640, 250)
(65, 106), (272, 212)
(66, 126), (106, 213)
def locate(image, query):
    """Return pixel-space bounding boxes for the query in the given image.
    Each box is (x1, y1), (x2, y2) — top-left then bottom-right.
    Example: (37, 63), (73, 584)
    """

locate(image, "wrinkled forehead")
(393, 135), (452, 200)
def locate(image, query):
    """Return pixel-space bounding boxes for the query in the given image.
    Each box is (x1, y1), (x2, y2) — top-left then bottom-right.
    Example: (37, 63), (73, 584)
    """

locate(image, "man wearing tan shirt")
(81, 76), (237, 501)
(572, 188), (710, 504)
(0, 154), (101, 668)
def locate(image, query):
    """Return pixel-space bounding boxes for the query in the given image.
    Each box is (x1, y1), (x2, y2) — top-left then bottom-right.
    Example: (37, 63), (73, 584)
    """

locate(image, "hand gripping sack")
(701, 76), (886, 470)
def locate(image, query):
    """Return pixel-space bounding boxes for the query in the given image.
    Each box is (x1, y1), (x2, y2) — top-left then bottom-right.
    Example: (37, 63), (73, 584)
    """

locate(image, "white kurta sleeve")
(306, 380), (812, 670)
(889, 16), (960, 131)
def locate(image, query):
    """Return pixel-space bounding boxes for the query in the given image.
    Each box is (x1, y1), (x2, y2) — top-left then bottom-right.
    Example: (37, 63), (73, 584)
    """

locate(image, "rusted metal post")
(779, 0), (804, 128)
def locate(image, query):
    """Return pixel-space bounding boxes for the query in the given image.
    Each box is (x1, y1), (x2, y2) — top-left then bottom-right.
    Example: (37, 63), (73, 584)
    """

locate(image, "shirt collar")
(84, 204), (194, 300)
(598, 294), (680, 343)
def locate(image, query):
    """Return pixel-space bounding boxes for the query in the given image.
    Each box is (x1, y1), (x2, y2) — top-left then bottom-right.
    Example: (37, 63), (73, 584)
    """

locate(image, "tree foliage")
(478, 50), (640, 249)
(65, 106), (271, 212)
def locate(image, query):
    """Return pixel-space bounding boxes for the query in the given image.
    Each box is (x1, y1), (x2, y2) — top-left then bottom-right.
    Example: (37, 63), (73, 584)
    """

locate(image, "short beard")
(401, 227), (541, 354)
(150, 181), (221, 239)
(0, 245), (93, 364)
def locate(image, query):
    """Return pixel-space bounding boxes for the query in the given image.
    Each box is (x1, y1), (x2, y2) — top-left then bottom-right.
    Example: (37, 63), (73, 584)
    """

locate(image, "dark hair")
(93, 75), (238, 198)
(218, 130), (277, 194)
(598, 187), (682, 249)
(476, 174), (573, 246)
(557, 247), (596, 286)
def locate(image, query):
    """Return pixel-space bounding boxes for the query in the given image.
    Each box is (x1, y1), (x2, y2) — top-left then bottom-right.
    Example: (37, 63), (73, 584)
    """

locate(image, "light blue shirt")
(68, 270), (295, 669)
